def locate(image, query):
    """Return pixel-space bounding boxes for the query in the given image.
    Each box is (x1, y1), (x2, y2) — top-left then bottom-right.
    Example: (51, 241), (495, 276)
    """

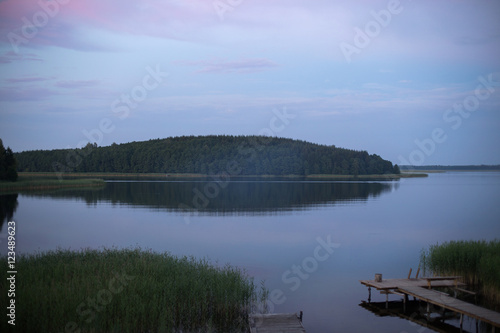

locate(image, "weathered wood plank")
(360, 277), (465, 290)
(249, 313), (306, 333)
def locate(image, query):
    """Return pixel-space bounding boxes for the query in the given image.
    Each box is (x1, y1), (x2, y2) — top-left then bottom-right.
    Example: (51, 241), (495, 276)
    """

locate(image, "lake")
(1, 171), (499, 332)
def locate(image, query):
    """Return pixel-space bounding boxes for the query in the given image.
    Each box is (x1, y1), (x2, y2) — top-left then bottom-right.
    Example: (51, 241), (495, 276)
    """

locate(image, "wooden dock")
(249, 313), (306, 333)
(360, 277), (465, 290)
(399, 286), (500, 329)
(360, 275), (500, 331)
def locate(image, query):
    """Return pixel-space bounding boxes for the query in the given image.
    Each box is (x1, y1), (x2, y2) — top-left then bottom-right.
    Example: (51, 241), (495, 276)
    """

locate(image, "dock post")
(368, 287), (371, 303)
(385, 293), (389, 309)
(459, 313), (463, 331)
(299, 311), (303, 323)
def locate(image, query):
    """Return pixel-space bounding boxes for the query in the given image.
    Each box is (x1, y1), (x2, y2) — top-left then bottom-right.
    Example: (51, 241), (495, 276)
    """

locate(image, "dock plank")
(360, 278), (465, 290)
(249, 313), (306, 333)
(398, 286), (500, 328)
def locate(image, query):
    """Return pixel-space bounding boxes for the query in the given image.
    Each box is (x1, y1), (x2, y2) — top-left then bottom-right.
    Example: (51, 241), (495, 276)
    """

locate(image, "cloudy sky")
(1, 0), (499, 165)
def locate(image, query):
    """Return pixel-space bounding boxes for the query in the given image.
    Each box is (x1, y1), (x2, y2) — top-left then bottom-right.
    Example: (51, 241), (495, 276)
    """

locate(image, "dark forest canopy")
(0, 139), (18, 181)
(15, 135), (399, 176)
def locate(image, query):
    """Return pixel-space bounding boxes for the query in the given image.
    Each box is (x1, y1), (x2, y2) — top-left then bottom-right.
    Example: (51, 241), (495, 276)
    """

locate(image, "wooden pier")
(399, 286), (500, 330)
(249, 313), (306, 333)
(360, 274), (500, 332)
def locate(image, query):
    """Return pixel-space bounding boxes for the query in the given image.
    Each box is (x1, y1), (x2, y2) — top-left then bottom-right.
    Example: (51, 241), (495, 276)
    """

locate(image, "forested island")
(15, 135), (400, 176)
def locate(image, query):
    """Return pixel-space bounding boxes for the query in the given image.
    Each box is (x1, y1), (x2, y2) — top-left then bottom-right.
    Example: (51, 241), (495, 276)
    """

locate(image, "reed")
(0, 247), (262, 332)
(420, 240), (500, 303)
(0, 178), (105, 192)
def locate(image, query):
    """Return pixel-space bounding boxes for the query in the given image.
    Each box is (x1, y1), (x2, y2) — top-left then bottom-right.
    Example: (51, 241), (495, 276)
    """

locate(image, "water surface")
(1, 172), (499, 332)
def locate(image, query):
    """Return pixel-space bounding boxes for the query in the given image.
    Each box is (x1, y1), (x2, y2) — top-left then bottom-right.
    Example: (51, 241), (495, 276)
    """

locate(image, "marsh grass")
(19, 172), (204, 180)
(0, 248), (262, 332)
(420, 240), (500, 304)
(0, 178), (105, 192)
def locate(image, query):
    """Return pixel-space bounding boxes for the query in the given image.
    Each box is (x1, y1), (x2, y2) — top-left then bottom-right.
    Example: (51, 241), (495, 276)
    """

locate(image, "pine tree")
(0, 139), (18, 181)
(393, 164), (401, 174)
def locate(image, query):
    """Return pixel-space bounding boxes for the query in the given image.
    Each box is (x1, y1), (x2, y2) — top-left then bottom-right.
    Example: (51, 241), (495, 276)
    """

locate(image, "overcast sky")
(1, 0), (499, 165)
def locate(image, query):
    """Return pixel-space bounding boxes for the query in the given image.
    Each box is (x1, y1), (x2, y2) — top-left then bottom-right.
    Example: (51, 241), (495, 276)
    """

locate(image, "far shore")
(17, 171), (428, 181)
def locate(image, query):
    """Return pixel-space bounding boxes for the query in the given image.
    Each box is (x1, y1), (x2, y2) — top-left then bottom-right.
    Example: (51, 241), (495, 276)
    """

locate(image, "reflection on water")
(0, 193), (18, 232)
(1, 172), (499, 333)
(19, 179), (397, 214)
(359, 301), (465, 333)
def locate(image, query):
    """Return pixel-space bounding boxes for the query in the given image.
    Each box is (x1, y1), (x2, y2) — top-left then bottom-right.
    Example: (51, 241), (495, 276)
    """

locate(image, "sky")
(0, 0), (499, 166)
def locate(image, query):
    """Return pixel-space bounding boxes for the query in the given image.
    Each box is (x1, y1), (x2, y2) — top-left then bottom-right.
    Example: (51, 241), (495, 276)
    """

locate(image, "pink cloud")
(0, 0), (218, 52)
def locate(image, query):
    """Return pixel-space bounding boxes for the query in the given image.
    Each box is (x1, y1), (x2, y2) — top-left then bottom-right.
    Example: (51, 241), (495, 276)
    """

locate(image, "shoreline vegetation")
(0, 177), (105, 193)
(16, 171), (427, 181)
(401, 165), (500, 172)
(0, 248), (264, 333)
(420, 240), (500, 305)
(0, 171), (427, 193)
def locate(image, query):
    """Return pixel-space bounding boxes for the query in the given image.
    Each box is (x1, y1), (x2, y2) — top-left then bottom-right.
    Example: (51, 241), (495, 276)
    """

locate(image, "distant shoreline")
(16, 171), (427, 181)
(401, 165), (500, 172)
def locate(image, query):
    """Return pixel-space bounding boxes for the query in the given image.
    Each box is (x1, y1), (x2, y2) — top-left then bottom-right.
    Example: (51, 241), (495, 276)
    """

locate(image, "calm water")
(1, 172), (500, 332)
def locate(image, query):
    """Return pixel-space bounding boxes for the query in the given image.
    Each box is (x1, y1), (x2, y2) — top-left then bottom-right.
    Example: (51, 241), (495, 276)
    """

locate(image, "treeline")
(15, 135), (399, 176)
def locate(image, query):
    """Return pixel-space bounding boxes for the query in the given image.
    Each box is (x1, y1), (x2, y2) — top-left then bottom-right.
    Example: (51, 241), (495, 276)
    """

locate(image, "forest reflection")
(18, 179), (398, 215)
(0, 193), (18, 232)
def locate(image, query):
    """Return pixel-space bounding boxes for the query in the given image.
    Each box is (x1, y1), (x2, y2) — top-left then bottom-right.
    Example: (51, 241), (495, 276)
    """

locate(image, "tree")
(393, 164), (401, 174)
(0, 139), (18, 181)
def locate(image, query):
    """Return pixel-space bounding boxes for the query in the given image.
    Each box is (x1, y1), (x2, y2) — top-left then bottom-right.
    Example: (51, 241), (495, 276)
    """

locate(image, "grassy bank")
(0, 248), (261, 332)
(306, 172), (427, 180)
(0, 178), (105, 192)
(420, 240), (500, 303)
(19, 172), (204, 179)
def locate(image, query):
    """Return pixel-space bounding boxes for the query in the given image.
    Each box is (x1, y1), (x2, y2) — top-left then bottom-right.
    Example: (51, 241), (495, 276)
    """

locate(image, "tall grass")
(0, 178), (105, 192)
(0, 247), (262, 332)
(420, 240), (500, 303)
